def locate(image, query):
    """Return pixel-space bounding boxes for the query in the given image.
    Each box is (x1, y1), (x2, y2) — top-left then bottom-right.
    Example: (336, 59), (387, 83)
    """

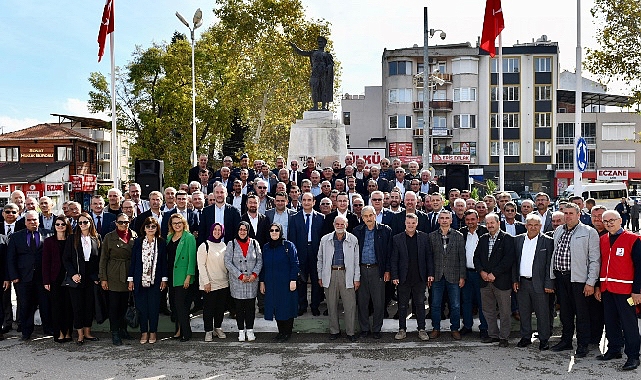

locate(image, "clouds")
(62, 98), (109, 120)
(0, 115), (43, 134)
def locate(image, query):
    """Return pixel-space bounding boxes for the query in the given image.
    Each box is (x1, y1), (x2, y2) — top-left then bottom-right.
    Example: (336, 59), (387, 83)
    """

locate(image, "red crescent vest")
(599, 231), (639, 294)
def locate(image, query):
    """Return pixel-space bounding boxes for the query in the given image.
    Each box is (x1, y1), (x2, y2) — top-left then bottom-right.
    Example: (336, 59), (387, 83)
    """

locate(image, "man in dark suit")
(353, 206), (392, 339)
(426, 193), (448, 233)
(288, 192), (324, 316)
(265, 192), (297, 237)
(0, 233), (7, 339)
(6, 211), (53, 340)
(132, 191), (165, 236)
(474, 212), (516, 347)
(321, 192), (359, 237)
(390, 191), (429, 235)
(513, 213), (554, 351)
(534, 192), (554, 234)
(212, 166), (235, 194)
(368, 165), (390, 193)
(288, 159), (302, 186)
(188, 154), (215, 183)
(314, 181), (333, 212)
(500, 201), (526, 237)
(241, 195), (270, 247)
(390, 212), (433, 341)
(199, 183), (241, 245)
(89, 195), (116, 240)
(161, 191), (198, 238)
(1, 203), (20, 333)
(227, 179), (248, 215)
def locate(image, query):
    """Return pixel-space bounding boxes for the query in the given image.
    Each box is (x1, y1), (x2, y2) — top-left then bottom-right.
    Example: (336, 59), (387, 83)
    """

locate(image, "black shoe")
(112, 332), (123, 346)
(76, 339), (84, 346)
(539, 340), (549, 351)
(298, 309), (307, 316)
(85, 336), (100, 342)
(16, 325), (22, 333)
(517, 338), (532, 348)
(596, 351), (623, 361)
(622, 359), (640, 371)
(53, 337), (64, 344)
(575, 345), (589, 358)
(459, 327), (473, 336)
(311, 309), (321, 316)
(273, 333), (284, 341)
(498, 339), (509, 348)
(323, 309), (329, 316)
(189, 306), (203, 314)
(180, 336), (190, 342)
(359, 331), (370, 338)
(20, 335), (31, 341)
(119, 329), (134, 340)
(329, 333), (340, 340)
(63, 337), (73, 343)
(479, 330), (489, 339)
(482, 336), (500, 344)
(373, 332), (382, 339)
(551, 341), (573, 352)
(278, 334), (291, 342)
(347, 335), (357, 342)
(160, 307), (172, 316)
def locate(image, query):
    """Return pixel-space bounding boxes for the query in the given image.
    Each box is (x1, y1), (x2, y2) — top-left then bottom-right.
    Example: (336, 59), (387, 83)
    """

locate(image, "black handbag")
(61, 246), (80, 288)
(125, 293), (139, 328)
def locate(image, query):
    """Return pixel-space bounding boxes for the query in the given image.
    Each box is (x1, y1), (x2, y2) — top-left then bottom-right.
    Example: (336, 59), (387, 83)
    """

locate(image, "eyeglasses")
(145, 224), (157, 229)
(116, 221), (130, 225)
(353, 204), (363, 207)
(269, 229), (280, 233)
(3, 210), (17, 214)
(171, 222), (183, 226)
(26, 219), (38, 222)
(602, 218), (619, 225)
(504, 209), (516, 213)
(78, 220), (90, 225)
(321, 203), (331, 206)
(371, 198), (383, 201)
(55, 223), (67, 227)
(257, 186), (267, 190)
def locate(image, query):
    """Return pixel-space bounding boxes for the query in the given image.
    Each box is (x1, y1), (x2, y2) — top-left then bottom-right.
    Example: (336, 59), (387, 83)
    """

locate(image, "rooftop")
(0, 162), (69, 183)
(1, 124), (97, 144)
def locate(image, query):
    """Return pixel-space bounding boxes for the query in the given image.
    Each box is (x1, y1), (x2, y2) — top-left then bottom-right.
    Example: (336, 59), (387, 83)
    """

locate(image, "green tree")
(88, 0), (339, 185)
(585, 0), (641, 103)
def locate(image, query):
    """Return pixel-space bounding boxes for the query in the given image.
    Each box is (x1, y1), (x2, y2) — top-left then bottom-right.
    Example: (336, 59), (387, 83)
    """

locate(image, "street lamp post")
(422, 7), (446, 171)
(176, 8), (203, 167)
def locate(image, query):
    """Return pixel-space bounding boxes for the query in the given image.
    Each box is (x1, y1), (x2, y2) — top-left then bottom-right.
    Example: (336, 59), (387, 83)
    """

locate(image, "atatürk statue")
(290, 36), (334, 111)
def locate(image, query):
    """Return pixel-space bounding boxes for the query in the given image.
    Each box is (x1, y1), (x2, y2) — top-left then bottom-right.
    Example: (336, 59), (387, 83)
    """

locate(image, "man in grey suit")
(317, 215), (360, 342)
(265, 192), (296, 237)
(513, 213), (555, 351)
(427, 209), (466, 340)
(550, 202), (600, 358)
(534, 192), (554, 234)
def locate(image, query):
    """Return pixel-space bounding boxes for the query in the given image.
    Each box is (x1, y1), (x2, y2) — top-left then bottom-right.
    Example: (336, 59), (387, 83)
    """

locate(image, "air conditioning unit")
(65, 183), (73, 192)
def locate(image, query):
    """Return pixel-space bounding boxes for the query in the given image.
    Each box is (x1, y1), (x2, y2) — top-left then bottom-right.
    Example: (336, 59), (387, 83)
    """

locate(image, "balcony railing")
(412, 100), (453, 112)
(414, 73), (453, 88)
(556, 136), (596, 145)
(556, 163), (596, 170)
(98, 172), (111, 180)
(97, 152), (111, 161)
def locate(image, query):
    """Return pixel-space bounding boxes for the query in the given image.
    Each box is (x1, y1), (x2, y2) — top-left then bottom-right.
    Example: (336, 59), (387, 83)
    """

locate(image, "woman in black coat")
(63, 212), (101, 345)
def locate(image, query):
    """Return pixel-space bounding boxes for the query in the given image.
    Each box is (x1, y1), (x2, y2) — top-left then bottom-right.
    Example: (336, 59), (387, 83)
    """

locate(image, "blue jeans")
(461, 270), (488, 331)
(431, 276), (461, 331)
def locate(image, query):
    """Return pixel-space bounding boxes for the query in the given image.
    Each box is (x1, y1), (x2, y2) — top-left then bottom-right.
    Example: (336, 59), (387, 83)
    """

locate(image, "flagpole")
(573, 0), (583, 197)
(109, 18), (119, 191)
(498, 32), (504, 191)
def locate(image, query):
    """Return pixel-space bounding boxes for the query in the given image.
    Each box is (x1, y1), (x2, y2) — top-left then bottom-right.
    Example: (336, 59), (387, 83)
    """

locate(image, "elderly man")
(596, 210), (641, 370)
(188, 154), (214, 183)
(121, 200), (135, 220)
(128, 183), (149, 218)
(391, 213), (432, 341)
(550, 203), (600, 358)
(428, 209), (466, 340)
(37, 196), (56, 232)
(520, 199), (534, 218)
(10, 190), (26, 219)
(6, 211), (53, 340)
(353, 206), (392, 339)
(106, 188), (123, 215)
(318, 215), (360, 342)
(513, 213), (554, 350)
(90, 195), (116, 239)
(254, 179), (275, 214)
(474, 212), (516, 347)
(67, 202), (82, 228)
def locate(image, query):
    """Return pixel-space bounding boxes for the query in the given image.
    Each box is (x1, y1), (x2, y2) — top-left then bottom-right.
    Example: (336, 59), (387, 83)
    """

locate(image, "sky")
(0, 0), (612, 134)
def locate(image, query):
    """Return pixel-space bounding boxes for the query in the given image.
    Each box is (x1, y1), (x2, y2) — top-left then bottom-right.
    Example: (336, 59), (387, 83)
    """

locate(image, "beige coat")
(197, 240), (229, 291)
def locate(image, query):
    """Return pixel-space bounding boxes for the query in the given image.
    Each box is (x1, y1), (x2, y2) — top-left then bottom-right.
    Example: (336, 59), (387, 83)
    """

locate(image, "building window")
(388, 88), (413, 103)
(453, 87), (477, 102)
(534, 141), (552, 156)
(56, 146), (73, 161)
(78, 147), (88, 162)
(417, 63), (424, 75)
(432, 89), (447, 101)
(490, 141), (520, 156)
(417, 116), (424, 129)
(452, 142), (477, 156)
(451, 57), (478, 75)
(389, 115), (412, 129)
(343, 112), (351, 126)
(436, 61), (446, 74)
(534, 57), (552, 72)
(0, 147), (19, 162)
(602, 123), (635, 140)
(535, 113), (551, 128)
(432, 116), (447, 129)
(602, 150), (636, 167)
(535, 85), (552, 101)
(389, 61), (412, 76)
(491, 113), (519, 128)
(454, 114), (477, 129)
(491, 57), (520, 73)
(491, 86), (519, 101)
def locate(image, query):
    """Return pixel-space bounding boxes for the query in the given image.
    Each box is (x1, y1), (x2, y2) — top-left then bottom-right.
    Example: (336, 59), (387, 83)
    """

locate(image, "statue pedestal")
(287, 111), (347, 169)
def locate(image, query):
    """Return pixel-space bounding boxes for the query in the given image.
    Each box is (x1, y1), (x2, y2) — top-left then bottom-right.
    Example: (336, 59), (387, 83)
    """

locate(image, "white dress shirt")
(465, 230), (480, 269)
(519, 235), (538, 278)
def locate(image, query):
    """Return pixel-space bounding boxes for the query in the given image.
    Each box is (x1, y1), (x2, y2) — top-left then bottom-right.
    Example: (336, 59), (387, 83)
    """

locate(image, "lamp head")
(193, 8), (203, 28)
(176, 11), (190, 28)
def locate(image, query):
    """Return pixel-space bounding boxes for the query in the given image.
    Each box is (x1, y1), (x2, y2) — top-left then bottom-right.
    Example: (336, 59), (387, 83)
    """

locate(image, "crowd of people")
(1, 152), (640, 371)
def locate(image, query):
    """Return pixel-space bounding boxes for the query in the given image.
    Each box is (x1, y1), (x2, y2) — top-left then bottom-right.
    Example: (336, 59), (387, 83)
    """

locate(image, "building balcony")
(556, 163), (596, 171)
(412, 100), (453, 112)
(98, 172), (111, 181)
(97, 152), (111, 161)
(413, 73), (453, 88)
(556, 136), (596, 145)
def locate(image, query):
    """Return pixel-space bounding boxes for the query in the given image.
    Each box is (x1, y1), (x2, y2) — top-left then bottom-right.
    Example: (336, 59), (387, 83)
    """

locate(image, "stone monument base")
(287, 111), (348, 169)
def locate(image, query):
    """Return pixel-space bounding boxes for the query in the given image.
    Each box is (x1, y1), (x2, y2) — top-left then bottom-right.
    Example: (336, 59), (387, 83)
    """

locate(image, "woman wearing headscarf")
(225, 221), (262, 342)
(128, 217), (167, 344)
(99, 213), (138, 345)
(259, 223), (299, 342)
(167, 213), (196, 342)
(197, 223), (229, 342)
(63, 212), (101, 345)
(42, 215), (73, 343)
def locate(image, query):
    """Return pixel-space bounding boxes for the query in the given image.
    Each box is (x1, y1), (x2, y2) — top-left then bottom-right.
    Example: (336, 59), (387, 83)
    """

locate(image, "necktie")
(96, 216), (102, 233)
(6, 225), (11, 235)
(136, 203), (142, 216)
(305, 213), (311, 242)
(29, 231), (35, 250)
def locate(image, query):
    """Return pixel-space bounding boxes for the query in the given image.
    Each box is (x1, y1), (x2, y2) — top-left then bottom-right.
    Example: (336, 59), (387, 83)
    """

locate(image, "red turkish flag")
(97, 0), (114, 62)
(480, 0), (504, 57)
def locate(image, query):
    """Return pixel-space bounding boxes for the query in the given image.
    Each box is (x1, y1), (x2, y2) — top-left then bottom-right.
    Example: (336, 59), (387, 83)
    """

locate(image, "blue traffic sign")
(576, 137), (588, 172)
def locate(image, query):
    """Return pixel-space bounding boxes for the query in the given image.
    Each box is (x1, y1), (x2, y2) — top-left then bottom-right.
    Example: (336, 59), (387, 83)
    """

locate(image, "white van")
(561, 182), (629, 210)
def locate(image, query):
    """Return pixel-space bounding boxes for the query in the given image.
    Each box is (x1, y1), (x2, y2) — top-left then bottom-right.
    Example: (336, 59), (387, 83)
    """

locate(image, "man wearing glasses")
(254, 180), (274, 214)
(596, 210), (641, 371)
(314, 181), (333, 212)
(550, 202), (600, 358)
(500, 201), (526, 237)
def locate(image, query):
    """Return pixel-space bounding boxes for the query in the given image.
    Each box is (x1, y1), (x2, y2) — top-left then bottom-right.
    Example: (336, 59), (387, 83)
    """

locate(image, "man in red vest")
(596, 210), (641, 371)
